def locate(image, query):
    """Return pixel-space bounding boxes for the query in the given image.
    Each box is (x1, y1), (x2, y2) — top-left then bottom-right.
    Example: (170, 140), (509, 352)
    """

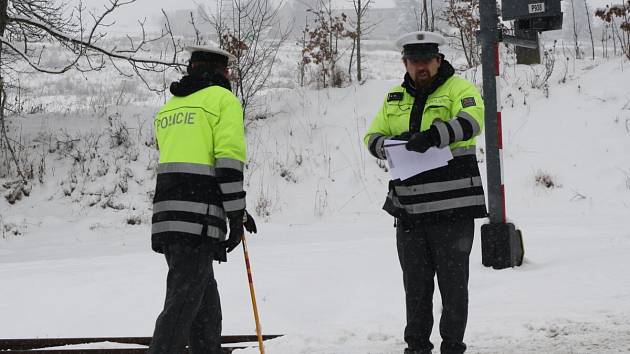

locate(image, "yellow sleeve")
(431, 79), (485, 148)
(212, 90), (247, 216)
(213, 91), (246, 163)
(451, 79), (484, 136)
(363, 97), (392, 159)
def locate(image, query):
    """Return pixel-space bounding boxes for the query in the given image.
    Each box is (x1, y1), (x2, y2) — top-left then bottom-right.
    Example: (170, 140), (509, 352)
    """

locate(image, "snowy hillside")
(1, 42), (630, 353)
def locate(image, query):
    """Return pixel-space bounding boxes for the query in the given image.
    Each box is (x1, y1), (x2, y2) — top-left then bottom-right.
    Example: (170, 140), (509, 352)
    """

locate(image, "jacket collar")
(169, 72), (232, 97)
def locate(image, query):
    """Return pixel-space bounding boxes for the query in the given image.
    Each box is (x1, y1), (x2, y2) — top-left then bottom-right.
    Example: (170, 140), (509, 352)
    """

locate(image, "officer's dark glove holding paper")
(391, 132), (412, 141)
(405, 125), (440, 153)
(383, 126), (452, 181)
(391, 125), (440, 154)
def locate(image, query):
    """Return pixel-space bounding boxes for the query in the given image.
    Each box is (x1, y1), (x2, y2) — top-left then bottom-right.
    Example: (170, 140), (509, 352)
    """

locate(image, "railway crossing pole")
(478, 0), (562, 269)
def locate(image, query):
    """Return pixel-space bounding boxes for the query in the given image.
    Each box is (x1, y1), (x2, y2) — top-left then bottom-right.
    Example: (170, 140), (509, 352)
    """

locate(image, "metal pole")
(241, 235), (265, 354)
(479, 0), (524, 269)
(479, 0), (505, 224)
(494, 43), (508, 224)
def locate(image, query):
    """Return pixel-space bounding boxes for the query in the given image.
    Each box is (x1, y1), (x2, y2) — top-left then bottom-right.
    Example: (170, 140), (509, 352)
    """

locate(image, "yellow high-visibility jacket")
(364, 71), (487, 223)
(152, 85), (246, 257)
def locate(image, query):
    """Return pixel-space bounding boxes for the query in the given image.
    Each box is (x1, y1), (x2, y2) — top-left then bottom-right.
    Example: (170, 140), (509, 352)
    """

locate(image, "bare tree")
(350, 0), (373, 82)
(569, 0), (582, 58)
(189, 11), (205, 46)
(583, 0), (595, 59)
(430, 0), (436, 31)
(421, 0), (429, 30)
(605, 23), (610, 57)
(401, 0), (433, 31)
(0, 0), (184, 182)
(442, 0), (481, 68)
(298, 14), (309, 86)
(595, 2), (630, 59)
(301, 0), (353, 88)
(201, 0), (290, 117)
(347, 27), (357, 83)
(208, 0), (231, 49)
(395, 0), (421, 33)
(1, 1), (182, 82)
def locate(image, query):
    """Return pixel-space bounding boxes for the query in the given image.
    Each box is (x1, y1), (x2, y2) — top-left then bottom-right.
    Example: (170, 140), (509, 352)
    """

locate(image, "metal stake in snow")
(478, 0), (524, 269)
(242, 234), (265, 354)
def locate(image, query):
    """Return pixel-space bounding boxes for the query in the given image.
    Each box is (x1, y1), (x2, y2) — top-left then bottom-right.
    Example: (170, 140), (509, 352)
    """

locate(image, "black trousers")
(148, 242), (222, 354)
(396, 218), (474, 354)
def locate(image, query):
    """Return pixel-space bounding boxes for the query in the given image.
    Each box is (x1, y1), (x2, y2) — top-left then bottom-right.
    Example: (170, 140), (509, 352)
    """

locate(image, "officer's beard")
(412, 69), (433, 89)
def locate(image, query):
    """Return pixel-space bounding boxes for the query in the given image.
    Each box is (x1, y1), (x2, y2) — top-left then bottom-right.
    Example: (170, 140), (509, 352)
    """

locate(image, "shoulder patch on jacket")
(461, 97), (476, 108)
(387, 92), (404, 102)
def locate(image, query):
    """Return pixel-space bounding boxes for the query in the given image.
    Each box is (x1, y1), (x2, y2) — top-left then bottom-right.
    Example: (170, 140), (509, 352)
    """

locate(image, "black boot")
(404, 348), (432, 354)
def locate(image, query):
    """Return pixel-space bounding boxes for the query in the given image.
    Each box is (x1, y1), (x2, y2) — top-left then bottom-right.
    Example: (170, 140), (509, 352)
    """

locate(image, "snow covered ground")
(1, 42), (630, 353)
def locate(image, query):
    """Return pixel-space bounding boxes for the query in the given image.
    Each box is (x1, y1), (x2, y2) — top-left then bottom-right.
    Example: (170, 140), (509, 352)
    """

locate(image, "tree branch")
(9, 14), (184, 68)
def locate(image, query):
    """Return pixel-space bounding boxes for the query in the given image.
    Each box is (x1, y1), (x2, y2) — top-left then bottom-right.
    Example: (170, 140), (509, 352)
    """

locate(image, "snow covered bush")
(1, 221), (22, 239)
(3, 180), (31, 205)
(107, 114), (132, 149)
(255, 189), (274, 219)
(442, 0), (481, 69)
(595, 2), (630, 59)
(276, 162), (298, 183)
(314, 184), (328, 216)
(535, 170), (560, 189)
(528, 41), (558, 96)
(126, 214), (144, 226)
(300, 7), (354, 88)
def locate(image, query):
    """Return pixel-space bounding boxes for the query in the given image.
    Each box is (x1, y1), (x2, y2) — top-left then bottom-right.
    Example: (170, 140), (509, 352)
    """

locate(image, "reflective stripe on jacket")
(364, 74), (487, 223)
(152, 85), (246, 248)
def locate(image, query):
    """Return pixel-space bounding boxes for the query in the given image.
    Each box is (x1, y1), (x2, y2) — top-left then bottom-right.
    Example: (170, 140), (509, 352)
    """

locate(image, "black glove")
(224, 214), (244, 253)
(405, 126), (439, 153)
(223, 210), (257, 253)
(391, 131), (412, 141)
(244, 210), (257, 234)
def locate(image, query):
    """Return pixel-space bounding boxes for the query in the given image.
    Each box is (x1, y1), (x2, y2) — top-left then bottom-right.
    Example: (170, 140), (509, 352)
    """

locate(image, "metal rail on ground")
(0, 334), (283, 353)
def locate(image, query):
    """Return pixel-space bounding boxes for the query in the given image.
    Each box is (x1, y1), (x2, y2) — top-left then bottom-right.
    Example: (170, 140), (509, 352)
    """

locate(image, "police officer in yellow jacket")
(364, 32), (487, 354)
(148, 45), (257, 354)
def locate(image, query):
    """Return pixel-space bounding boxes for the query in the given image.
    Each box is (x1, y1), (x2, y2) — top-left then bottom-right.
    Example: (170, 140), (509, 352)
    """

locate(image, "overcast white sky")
(87, 0), (396, 32)
(75, 0), (614, 34)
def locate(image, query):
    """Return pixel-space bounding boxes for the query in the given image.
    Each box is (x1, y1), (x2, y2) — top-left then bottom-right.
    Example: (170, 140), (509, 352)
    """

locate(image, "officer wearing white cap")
(397, 31), (446, 59)
(364, 32), (487, 354)
(148, 44), (257, 354)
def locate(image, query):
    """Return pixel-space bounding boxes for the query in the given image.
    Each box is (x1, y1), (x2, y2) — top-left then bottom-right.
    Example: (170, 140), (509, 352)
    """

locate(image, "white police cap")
(395, 31), (446, 49)
(395, 31), (446, 59)
(184, 44), (236, 62)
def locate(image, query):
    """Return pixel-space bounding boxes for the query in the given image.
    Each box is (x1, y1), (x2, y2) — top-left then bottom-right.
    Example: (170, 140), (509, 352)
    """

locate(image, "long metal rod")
(1, 349), (148, 354)
(0, 348), (242, 354)
(479, 0), (506, 223)
(242, 235), (265, 354)
(0, 335), (282, 351)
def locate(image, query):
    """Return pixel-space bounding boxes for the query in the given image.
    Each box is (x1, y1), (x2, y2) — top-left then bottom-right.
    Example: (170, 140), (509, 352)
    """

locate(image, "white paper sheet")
(383, 140), (453, 181)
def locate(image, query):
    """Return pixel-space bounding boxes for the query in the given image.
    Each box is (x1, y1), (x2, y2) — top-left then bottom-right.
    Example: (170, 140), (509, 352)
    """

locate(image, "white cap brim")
(395, 31), (446, 50)
(184, 45), (237, 62)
